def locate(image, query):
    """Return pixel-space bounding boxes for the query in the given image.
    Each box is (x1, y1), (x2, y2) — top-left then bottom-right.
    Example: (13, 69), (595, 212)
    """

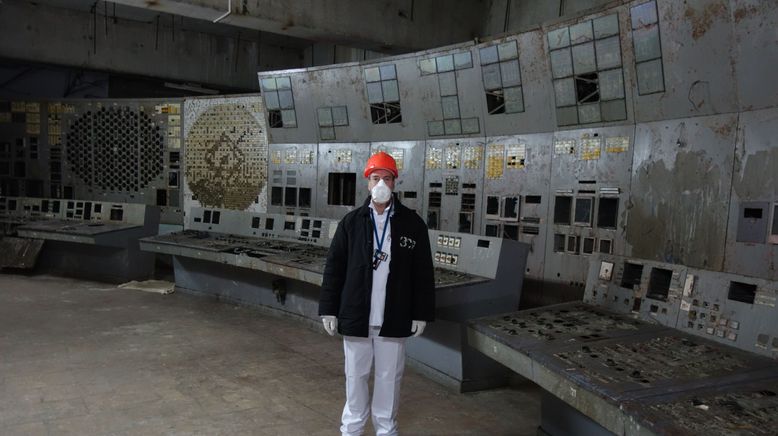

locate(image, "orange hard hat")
(364, 152), (398, 178)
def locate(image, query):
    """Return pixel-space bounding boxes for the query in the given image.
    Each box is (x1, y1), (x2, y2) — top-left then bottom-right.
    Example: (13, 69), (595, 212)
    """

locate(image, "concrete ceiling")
(34, 0), (489, 54)
(27, 0), (313, 48)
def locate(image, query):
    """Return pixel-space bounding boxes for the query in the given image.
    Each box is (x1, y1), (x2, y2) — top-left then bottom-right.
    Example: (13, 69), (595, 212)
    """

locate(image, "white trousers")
(341, 327), (406, 436)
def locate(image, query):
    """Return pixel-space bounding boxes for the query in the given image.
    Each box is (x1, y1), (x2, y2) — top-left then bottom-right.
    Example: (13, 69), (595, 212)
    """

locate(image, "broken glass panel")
(554, 78), (577, 107)
(593, 14), (619, 39)
(364, 67), (381, 83)
(570, 21), (593, 44)
(454, 52), (473, 69)
(500, 60), (522, 87)
(636, 58), (665, 94)
(572, 42), (596, 74)
(479, 45), (499, 65)
(550, 48), (573, 78)
(367, 82), (384, 104)
(482, 63), (502, 90)
(548, 27), (570, 50)
(498, 41), (518, 60)
(595, 36), (622, 70)
(633, 25), (662, 62)
(599, 68), (625, 100)
(438, 72), (457, 96)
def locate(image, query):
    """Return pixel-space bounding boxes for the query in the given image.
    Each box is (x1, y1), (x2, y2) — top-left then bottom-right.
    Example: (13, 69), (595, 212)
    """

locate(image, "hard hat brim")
(364, 167), (398, 178)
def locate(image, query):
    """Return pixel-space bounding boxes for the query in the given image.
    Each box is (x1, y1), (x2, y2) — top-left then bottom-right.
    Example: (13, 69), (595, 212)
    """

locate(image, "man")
(319, 151), (435, 436)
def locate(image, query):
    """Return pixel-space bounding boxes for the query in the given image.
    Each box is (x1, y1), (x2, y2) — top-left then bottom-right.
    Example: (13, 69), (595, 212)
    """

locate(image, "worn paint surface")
(684, 0), (729, 40)
(723, 107), (778, 279)
(626, 115), (737, 269)
(628, 150), (727, 268)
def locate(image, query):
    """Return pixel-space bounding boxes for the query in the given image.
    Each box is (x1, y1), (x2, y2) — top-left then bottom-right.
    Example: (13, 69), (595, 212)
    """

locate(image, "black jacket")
(318, 194), (435, 337)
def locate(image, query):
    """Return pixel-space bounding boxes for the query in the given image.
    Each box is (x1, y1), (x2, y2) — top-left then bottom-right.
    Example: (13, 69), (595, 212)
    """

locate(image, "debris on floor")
(117, 279), (175, 294)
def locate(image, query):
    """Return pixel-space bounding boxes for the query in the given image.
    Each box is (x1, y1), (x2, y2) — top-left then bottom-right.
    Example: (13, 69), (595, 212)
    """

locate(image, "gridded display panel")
(0, 100), (49, 198)
(547, 13), (627, 126)
(184, 97), (268, 212)
(65, 106), (163, 192)
(420, 48), (481, 136)
(0, 100), (184, 224)
(485, 144), (505, 179)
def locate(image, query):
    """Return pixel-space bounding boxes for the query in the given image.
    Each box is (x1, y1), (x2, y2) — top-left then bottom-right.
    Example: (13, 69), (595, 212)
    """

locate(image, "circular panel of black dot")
(65, 106), (163, 192)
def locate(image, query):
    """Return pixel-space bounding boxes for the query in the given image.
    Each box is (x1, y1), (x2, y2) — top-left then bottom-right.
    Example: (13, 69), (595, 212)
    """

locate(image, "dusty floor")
(0, 273), (541, 435)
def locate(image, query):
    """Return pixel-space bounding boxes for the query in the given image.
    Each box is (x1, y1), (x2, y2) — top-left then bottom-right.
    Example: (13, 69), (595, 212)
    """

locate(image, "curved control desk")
(2, 197), (159, 281)
(141, 206), (530, 391)
(468, 255), (778, 435)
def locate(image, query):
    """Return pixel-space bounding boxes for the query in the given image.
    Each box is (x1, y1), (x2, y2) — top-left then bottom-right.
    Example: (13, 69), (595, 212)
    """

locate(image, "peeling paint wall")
(723, 108), (778, 280)
(626, 115), (737, 270)
(250, 0), (778, 304)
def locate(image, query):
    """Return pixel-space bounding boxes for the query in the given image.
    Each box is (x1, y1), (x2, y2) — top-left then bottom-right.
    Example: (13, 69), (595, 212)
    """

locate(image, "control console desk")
(141, 207), (531, 391)
(467, 254), (778, 435)
(1, 197), (159, 281)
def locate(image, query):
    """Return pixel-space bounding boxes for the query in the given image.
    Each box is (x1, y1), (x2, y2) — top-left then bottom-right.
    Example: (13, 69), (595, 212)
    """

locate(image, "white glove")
(322, 316), (338, 336)
(411, 320), (426, 337)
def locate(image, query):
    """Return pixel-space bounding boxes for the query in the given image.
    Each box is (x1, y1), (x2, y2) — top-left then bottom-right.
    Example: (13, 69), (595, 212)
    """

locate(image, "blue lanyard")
(371, 204), (392, 261)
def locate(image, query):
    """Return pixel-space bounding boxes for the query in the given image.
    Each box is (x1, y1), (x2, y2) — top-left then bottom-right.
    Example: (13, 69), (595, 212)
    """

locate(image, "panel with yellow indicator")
(426, 146), (443, 169)
(486, 144), (505, 179)
(284, 148), (297, 164)
(581, 138), (602, 160)
(463, 145), (483, 169)
(605, 136), (629, 153)
(271, 150), (282, 164)
(445, 143), (461, 169)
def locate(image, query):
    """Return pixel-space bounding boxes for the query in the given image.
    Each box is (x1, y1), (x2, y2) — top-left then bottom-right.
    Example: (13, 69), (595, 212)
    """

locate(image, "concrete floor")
(0, 273), (542, 436)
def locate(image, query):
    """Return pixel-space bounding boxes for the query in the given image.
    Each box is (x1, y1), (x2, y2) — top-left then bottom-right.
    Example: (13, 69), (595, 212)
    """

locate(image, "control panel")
(585, 254), (778, 359)
(187, 207), (338, 248)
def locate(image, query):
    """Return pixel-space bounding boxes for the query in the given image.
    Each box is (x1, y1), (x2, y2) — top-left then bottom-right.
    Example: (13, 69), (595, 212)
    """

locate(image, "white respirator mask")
(371, 179), (392, 204)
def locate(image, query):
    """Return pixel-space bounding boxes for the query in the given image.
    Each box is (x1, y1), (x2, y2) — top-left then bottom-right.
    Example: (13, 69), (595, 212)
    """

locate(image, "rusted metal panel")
(723, 107), (778, 280)
(730, 0), (778, 111)
(631, 0), (738, 122)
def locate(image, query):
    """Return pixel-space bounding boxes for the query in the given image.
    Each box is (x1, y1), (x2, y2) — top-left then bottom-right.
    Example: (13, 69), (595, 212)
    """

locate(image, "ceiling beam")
(108, 0), (488, 53)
